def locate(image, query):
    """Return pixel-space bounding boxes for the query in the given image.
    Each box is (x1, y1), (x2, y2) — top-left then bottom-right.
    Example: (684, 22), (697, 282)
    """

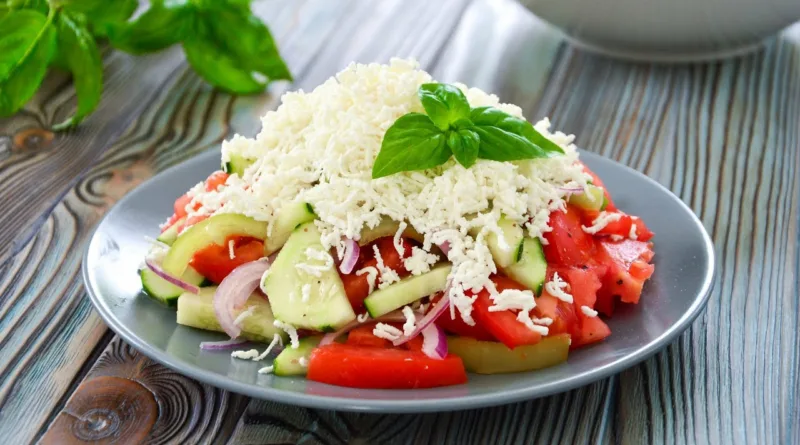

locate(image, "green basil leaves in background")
(0, 0), (291, 128)
(372, 83), (565, 178)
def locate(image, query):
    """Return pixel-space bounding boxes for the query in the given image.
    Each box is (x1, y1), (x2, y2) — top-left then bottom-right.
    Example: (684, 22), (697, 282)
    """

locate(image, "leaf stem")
(9, 7), (59, 82)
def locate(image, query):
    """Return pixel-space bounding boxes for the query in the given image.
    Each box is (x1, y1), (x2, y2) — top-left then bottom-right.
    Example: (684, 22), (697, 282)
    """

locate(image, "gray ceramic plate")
(83, 148), (714, 413)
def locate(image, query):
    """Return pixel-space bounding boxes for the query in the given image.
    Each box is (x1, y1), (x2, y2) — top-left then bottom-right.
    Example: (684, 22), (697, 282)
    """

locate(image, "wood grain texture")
(0, 0), (797, 443)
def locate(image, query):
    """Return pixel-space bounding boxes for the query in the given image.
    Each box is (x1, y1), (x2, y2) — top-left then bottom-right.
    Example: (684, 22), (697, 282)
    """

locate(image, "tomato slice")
(339, 237), (414, 312)
(472, 275), (542, 349)
(345, 323), (424, 351)
(595, 240), (655, 306)
(190, 236), (265, 284)
(631, 217), (654, 242)
(430, 293), (495, 341)
(204, 171), (229, 191)
(542, 206), (596, 266)
(307, 344), (467, 389)
(572, 316), (611, 348)
(534, 291), (581, 339)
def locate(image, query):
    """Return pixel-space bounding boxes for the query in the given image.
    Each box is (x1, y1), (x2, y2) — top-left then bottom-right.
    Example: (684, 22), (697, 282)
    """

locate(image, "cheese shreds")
(231, 349), (259, 360)
(404, 246), (439, 276)
(295, 247), (334, 277)
(610, 234), (624, 241)
(257, 365), (274, 375)
(301, 283), (312, 303)
(356, 266), (379, 294)
(357, 312), (370, 323)
(274, 320), (300, 348)
(253, 334), (283, 361)
(581, 306), (599, 317)
(393, 221), (408, 255)
(373, 322), (403, 341)
(233, 306), (255, 327)
(532, 316), (553, 326)
(545, 272), (573, 303)
(373, 244), (400, 289)
(187, 58), (590, 331)
(581, 211), (622, 234)
(228, 240), (236, 259)
(298, 357), (309, 368)
(629, 223), (638, 240)
(402, 306), (416, 336)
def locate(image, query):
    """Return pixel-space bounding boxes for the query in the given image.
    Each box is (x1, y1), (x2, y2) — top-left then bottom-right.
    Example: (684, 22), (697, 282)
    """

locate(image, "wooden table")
(1, 1), (798, 443)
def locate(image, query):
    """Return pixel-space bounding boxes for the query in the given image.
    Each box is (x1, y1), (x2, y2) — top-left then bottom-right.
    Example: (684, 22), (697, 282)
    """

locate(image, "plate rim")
(82, 149), (716, 413)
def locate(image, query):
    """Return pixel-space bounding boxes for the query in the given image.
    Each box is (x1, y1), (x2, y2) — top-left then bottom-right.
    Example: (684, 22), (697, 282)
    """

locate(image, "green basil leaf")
(52, 12), (102, 130)
(182, 19), (265, 94)
(200, 8), (291, 82)
(0, 9), (56, 117)
(372, 113), (451, 179)
(447, 128), (480, 168)
(418, 83), (470, 131)
(107, 1), (192, 54)
(82, 0), (138, 37)
(470, 107), (563, 161)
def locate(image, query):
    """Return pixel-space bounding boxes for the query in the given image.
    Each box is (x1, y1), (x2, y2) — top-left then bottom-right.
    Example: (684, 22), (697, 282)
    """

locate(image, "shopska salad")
(141, 59), (655, 389)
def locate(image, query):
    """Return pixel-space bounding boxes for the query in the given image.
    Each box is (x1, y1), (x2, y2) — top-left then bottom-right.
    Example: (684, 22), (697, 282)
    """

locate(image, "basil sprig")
(372, 83), (564, 178)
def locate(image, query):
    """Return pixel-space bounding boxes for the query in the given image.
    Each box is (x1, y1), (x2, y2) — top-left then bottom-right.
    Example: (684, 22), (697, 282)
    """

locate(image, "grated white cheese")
(581, 211), (622, 234)
(373, 244), (400, 289)
(629, 223), (638, 240)
(186, 59), (590, 332)
(233, 306), (255, 327)
(257, 365), (274, 374)
(274, 320), (300, 349)
(357, 312), (370, 323)
(581, 305), (599, 317)
(403, 246), (439, 276)
(295, 247), (334, 277)
(231, 349), (260, 360)
(532, 316), (553, 326)
(228, 240), (236, 260)
(253, 334), (283, 361)
(356, 266), (379, 294)
(301, 283), (312, 303)
(401, 306), (416, 336)
(373, 322), (403, 341)
(544, 272), (574, 303)
(610, 234), (624, 241)
(393, 221), (408, 255)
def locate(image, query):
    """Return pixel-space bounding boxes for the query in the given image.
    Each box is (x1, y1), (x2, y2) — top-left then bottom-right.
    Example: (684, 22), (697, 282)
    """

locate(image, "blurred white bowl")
(518, 0), (800, 61)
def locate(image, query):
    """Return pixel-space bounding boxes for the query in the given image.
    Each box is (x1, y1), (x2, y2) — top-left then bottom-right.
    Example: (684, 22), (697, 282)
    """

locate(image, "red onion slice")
(392, 287), (451, 346)
(558, 186), (584, 194)
(338, 238), (360, 274)
(319, 311), (406, 346)
(213, 258), (271, 338)
(437, 241), (451, 257)
(145, 257), (200, 294)
(200, 338), (247, 350)
(421, 323), (448, 359)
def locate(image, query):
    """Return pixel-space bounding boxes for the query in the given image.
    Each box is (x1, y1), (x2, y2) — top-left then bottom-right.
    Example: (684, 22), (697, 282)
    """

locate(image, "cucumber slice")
(358, 218), (424, 246)
(568, 184), (605, 211)
(273, 336), (322, 376)
(364, 264), (451, 318)
(176, 286), (286, 342)
(222, 153), (254, 175)
(162, 213), (267, 277)
(263, 201), (316, 255)
(140, 266), (205, 307)
(261, 222), (356, 330)
(600, 195), (609, 211)
(503, 237), (547, 295)
(447, 335), (569, 374)
(480, 216), (524, 268)
(156, 217), (186, 245)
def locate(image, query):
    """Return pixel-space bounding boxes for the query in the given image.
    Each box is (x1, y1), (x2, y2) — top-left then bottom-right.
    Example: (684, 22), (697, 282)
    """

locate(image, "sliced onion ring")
(437, 241), (451, 257)
(145, 257), (200, 294)
(200, 338), (247, 351)
(213, 258), (271, 338)
(392, 283), (451, 347)
(338, 238), (360, 274)
(558, 186), (584, 194)
(421, 323), (448, 359)
(319, 311), (406, 346)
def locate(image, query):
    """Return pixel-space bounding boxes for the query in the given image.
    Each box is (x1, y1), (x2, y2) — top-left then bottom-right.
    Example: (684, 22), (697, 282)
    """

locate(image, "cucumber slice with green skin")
(364, 264), (452, 318)
(176, 286), (286, 342)
(263, 201), (316, 256)
(222, 154), (254, 175)
(479, 216), (524, 268)
(502, 237), (547, 295)
(568, 184), (605, 211)
(162, 213), (267, 277)
(261, 222), (356, 330)
(273, 336), (322, 376)
(600, 195), (609, 211)
(447, 334), (569, 374)
(156, 217), (186, 245)
(140, 266), (205, 307)
(357, 218), (424, 246)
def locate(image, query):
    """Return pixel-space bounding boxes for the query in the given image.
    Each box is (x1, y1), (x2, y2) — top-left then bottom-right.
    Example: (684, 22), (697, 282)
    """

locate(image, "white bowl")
(518, 0), (800, 61)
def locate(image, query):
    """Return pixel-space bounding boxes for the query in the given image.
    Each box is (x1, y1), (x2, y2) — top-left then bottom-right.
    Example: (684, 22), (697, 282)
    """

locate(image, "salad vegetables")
(141, 59), (655, 389)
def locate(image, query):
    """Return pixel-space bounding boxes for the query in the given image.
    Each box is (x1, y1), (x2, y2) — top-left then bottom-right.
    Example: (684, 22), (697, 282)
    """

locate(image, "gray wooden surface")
(1, 0), (798, 443)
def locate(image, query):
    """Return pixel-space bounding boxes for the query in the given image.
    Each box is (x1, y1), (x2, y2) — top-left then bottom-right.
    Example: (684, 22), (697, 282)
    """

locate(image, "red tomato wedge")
(534, 291), (581, 340)
(190, 236), (265, 284)
(542, 206), (596, 266)
(595, 239), (655, 307)
(430, 293), (495, 341)
(339, 237), (414, 312)
(345, 323), (424, 351)
(631, 217), (654, 242)
(307, 344), (467, 389)
(581, 211), (633, 238)
(572, 316), (612, 348)
(472, 275), (542, 349)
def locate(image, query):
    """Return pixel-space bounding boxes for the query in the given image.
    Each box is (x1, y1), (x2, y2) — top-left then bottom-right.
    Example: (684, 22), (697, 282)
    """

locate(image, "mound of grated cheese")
(187, 58), (590, 329)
